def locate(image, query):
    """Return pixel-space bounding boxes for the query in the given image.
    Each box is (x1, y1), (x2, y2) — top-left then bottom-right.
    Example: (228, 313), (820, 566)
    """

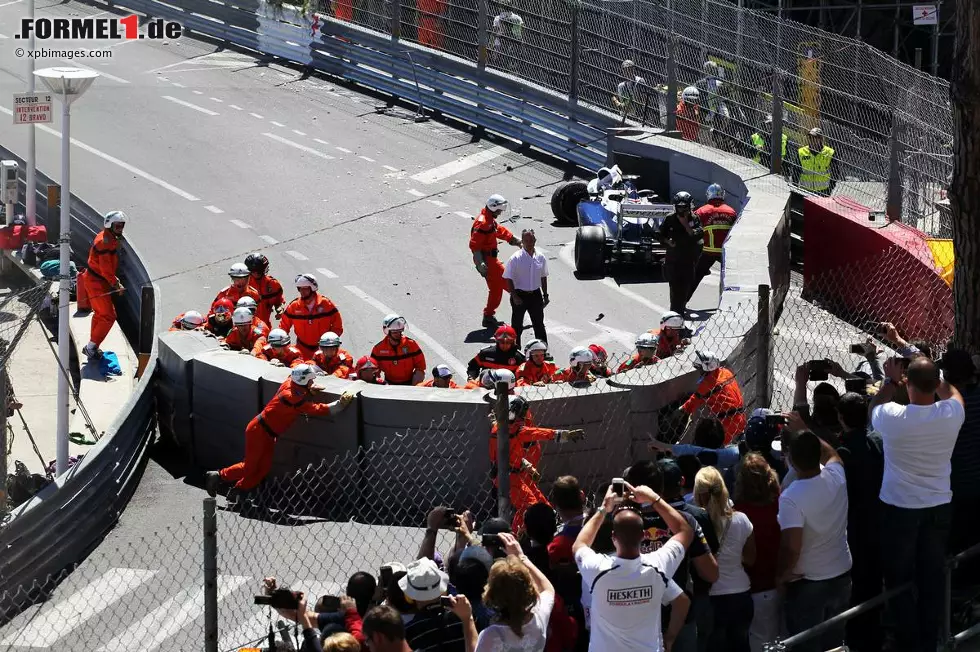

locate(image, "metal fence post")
(0, 363), (8, 522)
(203, 497), (218, 652)
(886, 111), (904, 222)
(477, 0), (488, 72)
(756, 284), (772, 410)
(389, 0), (400, 42)
(665, 34), (678, 132)
(568, 1), (580, 107)
(771, 71), (784, 176)
(494, 381), (511, 523)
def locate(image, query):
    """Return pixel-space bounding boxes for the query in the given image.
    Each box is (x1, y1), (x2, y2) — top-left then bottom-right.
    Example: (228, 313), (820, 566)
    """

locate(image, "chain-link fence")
(312, 0), (952, 236)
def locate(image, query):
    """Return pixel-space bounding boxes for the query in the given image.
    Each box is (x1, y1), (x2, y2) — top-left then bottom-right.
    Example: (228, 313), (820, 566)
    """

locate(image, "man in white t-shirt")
(869, 355), (965, 652)
(776, 424), (852, 652)
(574, 482), (693, 652)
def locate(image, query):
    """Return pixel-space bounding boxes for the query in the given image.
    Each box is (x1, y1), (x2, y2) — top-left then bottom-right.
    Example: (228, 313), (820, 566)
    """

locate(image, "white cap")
(232, 307), (253, 325)
(432, 364), (453, 379)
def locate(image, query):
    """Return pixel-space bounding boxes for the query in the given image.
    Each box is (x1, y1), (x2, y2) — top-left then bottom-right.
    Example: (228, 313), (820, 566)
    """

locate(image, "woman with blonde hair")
(694, 465), (756, 652)
(467, 531), (556, 652)
(734, 453), (782, 652)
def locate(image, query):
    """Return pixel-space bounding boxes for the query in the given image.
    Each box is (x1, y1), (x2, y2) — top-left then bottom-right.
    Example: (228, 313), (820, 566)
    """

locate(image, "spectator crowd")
(248, 320), (980, 652)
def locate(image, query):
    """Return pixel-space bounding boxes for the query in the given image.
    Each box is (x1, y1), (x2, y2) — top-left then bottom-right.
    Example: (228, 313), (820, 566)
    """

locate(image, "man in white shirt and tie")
(503, 228), (549, 348)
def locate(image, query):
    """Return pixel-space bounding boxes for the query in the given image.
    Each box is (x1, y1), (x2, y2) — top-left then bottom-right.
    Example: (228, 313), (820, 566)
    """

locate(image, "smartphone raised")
(482, 533), (501, 547)
(611, 477), (625, 497)
(850, 343), (866, 355)
(808, 360), (832, 381)
(844, 378), (868, 395)
(318, 595), (342, 613)
(442, 508), (457, 529)
(254, 589), (300, 610)
(440, 596), (453, 609)
(379, 565), (394, 589)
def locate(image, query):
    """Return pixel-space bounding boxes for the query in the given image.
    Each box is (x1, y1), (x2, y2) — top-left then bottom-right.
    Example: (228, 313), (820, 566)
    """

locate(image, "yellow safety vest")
(750, 133), (787, 164)
(798, 145), (835, 192)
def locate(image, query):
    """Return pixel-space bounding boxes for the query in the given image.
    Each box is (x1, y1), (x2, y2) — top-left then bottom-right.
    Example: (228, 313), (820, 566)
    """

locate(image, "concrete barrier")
(155, 128), (793, 520)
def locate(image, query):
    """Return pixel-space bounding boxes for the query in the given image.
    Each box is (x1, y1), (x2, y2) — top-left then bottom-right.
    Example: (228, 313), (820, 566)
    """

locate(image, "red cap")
(588, 343), (608, 363)
(494, 325), (517, 340)
(355, 355), (379, 371)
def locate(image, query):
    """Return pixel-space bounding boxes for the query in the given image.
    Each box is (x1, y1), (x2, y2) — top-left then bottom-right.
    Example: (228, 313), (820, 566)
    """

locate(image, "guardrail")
(0, 143), (161, 624)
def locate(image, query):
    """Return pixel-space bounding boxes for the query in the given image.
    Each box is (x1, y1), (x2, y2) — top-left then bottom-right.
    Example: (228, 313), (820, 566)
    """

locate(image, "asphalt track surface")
(0, 3), (722, 649)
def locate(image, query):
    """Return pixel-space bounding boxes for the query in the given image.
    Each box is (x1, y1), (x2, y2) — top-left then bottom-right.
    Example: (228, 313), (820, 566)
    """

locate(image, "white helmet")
(569, 346), (595, 366)
(635, 332), (659, 349)
(622, 59), (635, 70)
(660, 311), (685, 329)
(319, 331), (342, 348)
(480, 368), (516, 391)
(104, 210), (127, 229)
(228, 262), (250, 278)
(383, 314), (407, 335)
(704, 60), (719, 74)
(232, 307), (253, 325)
(236, 296), (258, 313)
(486, 194), (509, 212)
(706, 183), (725, 202)
(524, 339), (548, 355)
(180, 310), (204, 329)
(290, 364), (317, 386)
(267, 328), (290, 347)
(294, 273), (318, 290)
(693, 349), (721, 373)
(681, 86), (700, 103)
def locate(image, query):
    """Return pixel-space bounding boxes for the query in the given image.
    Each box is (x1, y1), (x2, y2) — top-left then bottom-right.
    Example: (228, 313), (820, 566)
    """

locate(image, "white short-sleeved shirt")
(474, 590), (555, 652)
(709, 511), (753, 596)
(872, 399), (966, 508)
(575, 539), (686, 652)
(777, 461), (852, 581)
(503, 248), (548, 292)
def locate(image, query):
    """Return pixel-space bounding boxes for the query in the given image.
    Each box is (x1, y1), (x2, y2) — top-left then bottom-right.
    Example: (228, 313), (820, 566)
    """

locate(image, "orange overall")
(312, 348), (354, 378)
(616, 353), (661, 374)
(279, 294), (344, 358)
(516, 360), (558, 386)
(219, 379), (335, 490)
(213, 283), (260, 310)
(223, 324), (268, 352)
(85, 230), (121, 347)
(418, 378), (462, 388)
(371, 336), (426, 385)
(682, 367), (746, 445)
(247, 274), (285, 327)
(254, 342), (305, 367)
(417, 0), (446, 49)
(490, 420), (558, 532)
(470, 207), (515, 318)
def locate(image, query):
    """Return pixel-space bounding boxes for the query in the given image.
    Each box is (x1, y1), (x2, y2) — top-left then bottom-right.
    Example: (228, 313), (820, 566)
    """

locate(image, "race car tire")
(561, 182), (589, 226)
(550, 184), (568, 223)
(574, 226), (605, 276)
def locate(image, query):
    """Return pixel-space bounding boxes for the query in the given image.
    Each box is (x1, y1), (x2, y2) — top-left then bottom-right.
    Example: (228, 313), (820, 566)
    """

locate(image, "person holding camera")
(870, 355), (965, 652)
(258, 577), (366, 650)
(775, 420), (852, 652)
(399, 557), (467, 651)
(792, 360), (847, 445)
(573, 480), (694, 652)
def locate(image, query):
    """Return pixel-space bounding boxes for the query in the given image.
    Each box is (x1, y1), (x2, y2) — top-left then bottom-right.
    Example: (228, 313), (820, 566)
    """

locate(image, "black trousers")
(691, 252), (720, 303)
(664, 250), (699, 313)
(510, 289), (547, 348)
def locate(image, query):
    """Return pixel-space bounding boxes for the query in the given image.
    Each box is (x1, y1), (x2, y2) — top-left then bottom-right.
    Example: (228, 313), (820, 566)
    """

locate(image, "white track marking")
(171, 82), (185, 88)
(0, 106), (201, 201)
(0, 568), (157, 647)
(558, 241), (669, 314)
(344, 285), (467, 379)
(192, 90), (203, 95)
(250, 112), (264, 119)
(316, 267), (339, 279)
(97, 575), (249, 652)
(270, 121), (285, 127)
(229, 104), (243, 110)
(407, 189), (425, 197)
(230, 219), (252, 229)
(259, 235), (279, 245)
(427, 199), (449, 208)
(62, 61), (130, 84)
(286, 250), (309, 261)
(161, 95), (219, 116)
(314, 138), (329, 145)
(383, 165), (400, 172)
(262, 133), (336, 160)
(454, 211), (473, 219)
(359, 155), (375, 162)
(335, 146), (353, 154)
(204, 205), (224, 214)
(411, 146), (509, 184)
(209, 97), (223, 102)
(293, 129), (307, 136)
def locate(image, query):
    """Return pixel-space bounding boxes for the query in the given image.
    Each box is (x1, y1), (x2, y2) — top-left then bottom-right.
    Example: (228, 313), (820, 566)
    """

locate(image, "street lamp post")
(33, 67), (98, 477)
(25, 0), (36, 227)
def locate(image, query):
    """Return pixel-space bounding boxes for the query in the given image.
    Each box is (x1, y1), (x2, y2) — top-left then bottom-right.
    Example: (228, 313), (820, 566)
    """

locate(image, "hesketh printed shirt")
(575, 539), (686, 652)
